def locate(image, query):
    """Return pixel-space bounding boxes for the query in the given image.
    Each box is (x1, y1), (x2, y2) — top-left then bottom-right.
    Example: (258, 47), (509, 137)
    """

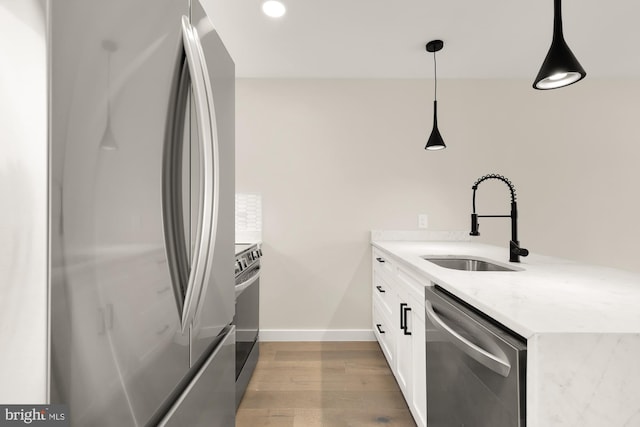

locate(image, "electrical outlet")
(418, 214), (428, 229)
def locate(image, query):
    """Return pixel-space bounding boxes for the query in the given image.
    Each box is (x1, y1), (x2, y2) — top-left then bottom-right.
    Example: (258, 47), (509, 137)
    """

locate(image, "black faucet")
(470, 174), (529, 263)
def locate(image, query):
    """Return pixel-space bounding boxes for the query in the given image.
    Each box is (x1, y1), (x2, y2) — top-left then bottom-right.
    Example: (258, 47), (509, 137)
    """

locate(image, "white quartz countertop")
(372, 241), (640, 338)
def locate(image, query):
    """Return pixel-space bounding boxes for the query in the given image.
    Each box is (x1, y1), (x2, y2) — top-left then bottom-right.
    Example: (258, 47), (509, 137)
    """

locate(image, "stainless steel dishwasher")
(425, 285), (527, 427)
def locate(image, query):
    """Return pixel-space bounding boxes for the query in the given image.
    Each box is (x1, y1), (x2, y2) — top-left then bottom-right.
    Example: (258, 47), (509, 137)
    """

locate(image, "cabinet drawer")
(373, 301), (395, 367)
(372, 273), (395, 318)
(373, 248), (395, 280)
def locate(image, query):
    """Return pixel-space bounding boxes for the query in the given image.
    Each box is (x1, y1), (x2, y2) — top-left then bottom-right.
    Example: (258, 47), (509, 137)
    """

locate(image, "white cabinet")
(372, 248), (427, 427)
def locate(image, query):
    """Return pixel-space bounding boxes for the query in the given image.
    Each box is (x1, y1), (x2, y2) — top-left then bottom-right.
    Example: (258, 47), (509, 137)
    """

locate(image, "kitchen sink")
(422, 257), (521, 272)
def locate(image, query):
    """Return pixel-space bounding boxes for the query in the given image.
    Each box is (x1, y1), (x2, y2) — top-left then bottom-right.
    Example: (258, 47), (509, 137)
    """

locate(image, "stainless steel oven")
(425, 285), (527, 427)
(234, 244), (261, 408)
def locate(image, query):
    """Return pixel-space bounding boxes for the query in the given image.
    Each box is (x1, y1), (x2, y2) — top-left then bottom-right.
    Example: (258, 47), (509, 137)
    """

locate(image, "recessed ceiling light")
(262, 1), (286, 18)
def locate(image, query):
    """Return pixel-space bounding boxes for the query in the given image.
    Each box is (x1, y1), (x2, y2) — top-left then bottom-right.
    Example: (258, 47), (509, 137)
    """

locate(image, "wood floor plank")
(236, 409), (295, 427)
(240, 390), (409, 410)
(261, 341), (379, 352)
(237, 342), (417, 427)
(249, 363), (347, 383)
(273, 350), (383, 362)
(248, 373), (400, 392)
(292, 409), (416, 427)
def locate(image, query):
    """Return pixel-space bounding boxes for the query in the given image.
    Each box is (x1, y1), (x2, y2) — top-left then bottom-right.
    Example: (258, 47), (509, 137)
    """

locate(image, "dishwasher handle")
(425, 300), (511, 377)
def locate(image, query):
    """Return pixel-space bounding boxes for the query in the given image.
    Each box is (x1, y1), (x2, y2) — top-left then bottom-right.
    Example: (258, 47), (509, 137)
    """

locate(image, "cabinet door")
(395, 300), (412, 400)
(397, 296), (427, 427)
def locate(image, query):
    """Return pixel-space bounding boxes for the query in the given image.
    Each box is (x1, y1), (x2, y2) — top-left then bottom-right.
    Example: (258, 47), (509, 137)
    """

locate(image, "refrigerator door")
(187, 0), (236, 366)
(50, 0), (192, 425)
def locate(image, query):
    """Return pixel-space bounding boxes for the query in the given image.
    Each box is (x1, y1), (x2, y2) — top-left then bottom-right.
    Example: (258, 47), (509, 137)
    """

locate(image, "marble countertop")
(372, 240), (640, 338)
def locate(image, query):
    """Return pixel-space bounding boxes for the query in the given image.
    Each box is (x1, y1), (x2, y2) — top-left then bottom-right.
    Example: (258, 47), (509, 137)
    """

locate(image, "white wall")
(236, 78), (640, 334)
(0, 0), (48, 402)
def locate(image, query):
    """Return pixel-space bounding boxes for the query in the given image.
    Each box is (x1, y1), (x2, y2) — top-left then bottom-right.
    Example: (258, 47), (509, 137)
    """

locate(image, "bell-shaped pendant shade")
(533, 0), (586, 90)
(425, 100), (445, 150)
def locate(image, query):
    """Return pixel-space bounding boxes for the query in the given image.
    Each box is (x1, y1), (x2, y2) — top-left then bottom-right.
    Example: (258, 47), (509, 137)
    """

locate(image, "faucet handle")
(510, 240), (529, 262)
(470, 213), (480, 236)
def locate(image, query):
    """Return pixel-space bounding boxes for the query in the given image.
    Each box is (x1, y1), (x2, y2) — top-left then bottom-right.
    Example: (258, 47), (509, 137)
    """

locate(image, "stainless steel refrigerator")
(49, 0), (235, 425)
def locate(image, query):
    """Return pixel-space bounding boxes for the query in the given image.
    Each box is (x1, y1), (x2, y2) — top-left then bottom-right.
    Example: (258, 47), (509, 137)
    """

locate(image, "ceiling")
(203, 0), (640, 80)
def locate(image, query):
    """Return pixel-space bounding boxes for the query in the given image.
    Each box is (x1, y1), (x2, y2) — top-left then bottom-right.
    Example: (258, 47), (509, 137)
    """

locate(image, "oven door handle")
(425, 301), (511, 377)
(235, 270), (260, 298)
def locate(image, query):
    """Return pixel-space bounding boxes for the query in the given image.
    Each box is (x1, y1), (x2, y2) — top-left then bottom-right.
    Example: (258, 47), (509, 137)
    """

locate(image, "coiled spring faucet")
(470, 174), (529, 262)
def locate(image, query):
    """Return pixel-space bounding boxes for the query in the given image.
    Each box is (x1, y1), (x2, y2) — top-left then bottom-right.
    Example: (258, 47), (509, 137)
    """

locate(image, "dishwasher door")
(425, 286), (527, 427)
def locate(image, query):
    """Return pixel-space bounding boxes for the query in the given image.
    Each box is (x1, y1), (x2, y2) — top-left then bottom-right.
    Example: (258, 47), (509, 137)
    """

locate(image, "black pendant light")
(533, 0), (586, 90)
(425, 40), (445, 151)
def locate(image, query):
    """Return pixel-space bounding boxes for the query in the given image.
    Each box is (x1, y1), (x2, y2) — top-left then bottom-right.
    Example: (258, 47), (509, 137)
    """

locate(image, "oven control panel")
(235, 244), (262, 276)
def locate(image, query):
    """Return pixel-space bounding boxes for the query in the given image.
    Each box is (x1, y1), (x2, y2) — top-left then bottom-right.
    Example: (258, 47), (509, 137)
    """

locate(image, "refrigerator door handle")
(191, 17), (221, 321)
(179, 16), (216, 333)
(161, 53), (189, 318)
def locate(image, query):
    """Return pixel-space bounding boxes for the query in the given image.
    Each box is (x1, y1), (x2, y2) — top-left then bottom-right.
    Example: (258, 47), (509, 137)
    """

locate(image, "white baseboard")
(259, 329), (375, 342)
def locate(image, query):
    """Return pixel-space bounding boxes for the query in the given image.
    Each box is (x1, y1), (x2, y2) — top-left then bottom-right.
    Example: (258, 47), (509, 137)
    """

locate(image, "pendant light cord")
(433, 51), (437, 101)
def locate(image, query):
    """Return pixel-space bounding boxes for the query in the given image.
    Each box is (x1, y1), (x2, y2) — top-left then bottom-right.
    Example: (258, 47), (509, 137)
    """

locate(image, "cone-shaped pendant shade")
(533, 0), (586, 90)
(425, 100), (445, 150)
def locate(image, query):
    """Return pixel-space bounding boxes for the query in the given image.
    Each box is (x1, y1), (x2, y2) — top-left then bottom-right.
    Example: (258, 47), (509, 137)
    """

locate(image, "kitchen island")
(372, 234), (640, 427)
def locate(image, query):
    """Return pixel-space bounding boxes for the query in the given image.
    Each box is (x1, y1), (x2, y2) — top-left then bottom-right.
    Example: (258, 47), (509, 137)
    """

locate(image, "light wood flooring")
(236, 341), (417, 427)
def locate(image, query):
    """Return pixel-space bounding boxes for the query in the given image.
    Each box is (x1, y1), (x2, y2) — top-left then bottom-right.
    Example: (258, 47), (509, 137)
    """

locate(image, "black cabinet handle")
(376, 285), (385, 293)
(376, 257), (385, 263)
(400, 303), (407, 331)
(403, 306), (412, 336)
(376, 324), (385, 334)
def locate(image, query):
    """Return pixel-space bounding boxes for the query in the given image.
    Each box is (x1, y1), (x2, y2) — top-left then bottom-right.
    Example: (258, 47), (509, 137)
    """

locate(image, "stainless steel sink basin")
(422, 257), (520, 272)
